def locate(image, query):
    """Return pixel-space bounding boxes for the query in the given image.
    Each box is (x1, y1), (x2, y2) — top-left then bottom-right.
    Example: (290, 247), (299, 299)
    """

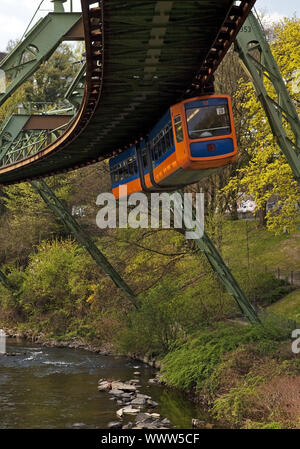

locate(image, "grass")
(222, 219), (300, 272)
(268, 289), (300, 322)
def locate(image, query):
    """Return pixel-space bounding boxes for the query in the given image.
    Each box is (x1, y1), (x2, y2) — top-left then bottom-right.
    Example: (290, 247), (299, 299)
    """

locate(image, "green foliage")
(236, 269), (292, 306)
(212, 374), (263, 426)
(161, 318), (293, 392)
(117, 273), (236, 356)
(24, 44), (77, 104)
(221, 17), (300, 234)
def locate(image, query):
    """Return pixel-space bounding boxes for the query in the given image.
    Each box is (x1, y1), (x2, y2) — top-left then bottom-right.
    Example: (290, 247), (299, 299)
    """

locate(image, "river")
(0, 338), (209, 429)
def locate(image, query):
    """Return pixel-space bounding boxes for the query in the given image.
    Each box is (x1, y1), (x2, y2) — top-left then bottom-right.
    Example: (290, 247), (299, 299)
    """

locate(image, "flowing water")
(0, 338), (209, 429)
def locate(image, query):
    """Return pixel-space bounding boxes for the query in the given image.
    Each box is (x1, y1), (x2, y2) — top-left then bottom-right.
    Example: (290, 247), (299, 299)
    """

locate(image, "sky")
(0, 0), (299, 52)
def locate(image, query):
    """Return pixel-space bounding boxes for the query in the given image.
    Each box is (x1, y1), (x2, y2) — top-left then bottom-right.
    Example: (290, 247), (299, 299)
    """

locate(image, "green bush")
(237, 270), (292, 306)
(161, 317), (293, 392)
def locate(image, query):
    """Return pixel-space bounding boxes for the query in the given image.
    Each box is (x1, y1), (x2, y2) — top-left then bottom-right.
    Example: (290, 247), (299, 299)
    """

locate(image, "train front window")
(186, 104), (231, 139)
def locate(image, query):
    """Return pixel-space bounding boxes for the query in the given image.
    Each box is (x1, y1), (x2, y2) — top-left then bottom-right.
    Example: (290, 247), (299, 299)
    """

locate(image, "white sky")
(0, 0), (298, 52)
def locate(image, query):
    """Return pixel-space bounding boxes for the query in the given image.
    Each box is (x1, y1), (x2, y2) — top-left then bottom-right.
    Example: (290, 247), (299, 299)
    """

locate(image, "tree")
(222, 17), (300, 234)
(24, 43), (77, 106)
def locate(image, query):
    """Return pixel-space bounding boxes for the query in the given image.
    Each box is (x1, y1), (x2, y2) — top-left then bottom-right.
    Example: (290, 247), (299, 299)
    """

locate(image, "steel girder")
(0, 0), (256, 184)
(30, 179), (139, 309)
(235, 11), (300, 184)
(0, 13), (82, 108)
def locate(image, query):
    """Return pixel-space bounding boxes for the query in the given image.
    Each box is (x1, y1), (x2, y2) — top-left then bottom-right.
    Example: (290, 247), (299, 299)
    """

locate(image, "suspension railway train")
(109, 95), (237, 198)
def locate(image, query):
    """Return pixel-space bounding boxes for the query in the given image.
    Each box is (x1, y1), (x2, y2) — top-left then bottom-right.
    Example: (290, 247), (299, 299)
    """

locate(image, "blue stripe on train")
(190, 138), (234, 158)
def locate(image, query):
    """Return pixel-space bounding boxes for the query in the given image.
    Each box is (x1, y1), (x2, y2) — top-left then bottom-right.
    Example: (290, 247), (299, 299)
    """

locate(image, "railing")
(0, 120), (72, 167)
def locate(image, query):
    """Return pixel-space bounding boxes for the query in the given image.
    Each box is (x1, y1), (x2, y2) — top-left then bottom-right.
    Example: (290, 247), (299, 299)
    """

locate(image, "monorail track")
(0, 0), (256, 185)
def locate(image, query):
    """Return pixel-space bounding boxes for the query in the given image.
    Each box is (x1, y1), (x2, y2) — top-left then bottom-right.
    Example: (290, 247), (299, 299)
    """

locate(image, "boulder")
(192, 419), (206, 429)
(121, 392), (134, 399)
(151, 413), (160, 419)
(72, 423), (86, 429)
(136, 393), (151, 399)
(97, 381), (111, 391)
(134, 413), (153, 425)
(147, 399), (158, 408)
(148, 378), (157, 384)
(116, 408), (124, 418)
(107, 421), (122, 429)
(109, 389), (124, 397)
(130, 397), (146, 406)
(122, 405), (140, 415)
(161, 418), (172, 426)
(111, 381), (136, 392)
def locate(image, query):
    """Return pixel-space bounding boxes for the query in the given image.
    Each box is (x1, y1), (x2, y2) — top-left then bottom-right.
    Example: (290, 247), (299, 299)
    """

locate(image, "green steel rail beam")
(192, 231), (259, 324)
(0, 0), (256, 185)
(65, 63), (86, 108)
(30, 180), (139, 309)
(0, 12), (82, 108)
(0, 115), (31, 161)
(173, 195), (260, 324)
(235, 11), (300, 184)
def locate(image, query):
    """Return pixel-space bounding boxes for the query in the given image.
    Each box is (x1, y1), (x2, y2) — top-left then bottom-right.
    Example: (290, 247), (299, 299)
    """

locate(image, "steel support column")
(235, 11), (300, 184)
(30, 180), (139, 309)
(173, 195), (260, 324)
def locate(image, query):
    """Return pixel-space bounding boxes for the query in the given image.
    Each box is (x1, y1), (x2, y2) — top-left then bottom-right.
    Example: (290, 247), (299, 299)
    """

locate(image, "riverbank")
(3, 312), (300, 430)
(1, 336), (211, 429)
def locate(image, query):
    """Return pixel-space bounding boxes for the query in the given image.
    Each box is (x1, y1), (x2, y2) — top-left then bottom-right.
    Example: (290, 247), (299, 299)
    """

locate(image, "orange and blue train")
(109, 95), (237, 198)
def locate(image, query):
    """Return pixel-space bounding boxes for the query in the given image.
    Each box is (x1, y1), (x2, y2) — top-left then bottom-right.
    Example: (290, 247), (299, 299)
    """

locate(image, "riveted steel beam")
(30, 179), (139, 309)
(235, 11), (300, 184)
(0, 12), (82, 108)
(173, 194), (260, 324)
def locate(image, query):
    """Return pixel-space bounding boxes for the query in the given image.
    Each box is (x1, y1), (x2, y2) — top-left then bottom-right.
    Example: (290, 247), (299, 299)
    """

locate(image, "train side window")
(174, 115), (183, 142)
(169, 128), (174, 146)
(114, 171), (119, 183)
(123, 161), (129, 179)
(142, 149), (147, 168)
(153, 142), (159, 161)
(128, 158), (134, 176)
(165, 129), (171, 150)
(133, 156), (137, 173)
(160, 135), (166, 154)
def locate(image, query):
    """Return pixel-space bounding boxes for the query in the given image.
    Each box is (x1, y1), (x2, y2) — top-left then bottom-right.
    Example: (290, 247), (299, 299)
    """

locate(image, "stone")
(130, 397), (146, 406)
(192, 419), (206, 429)
(121, 392), (133, 399)
(148, 378), (157, 384)
(122, 405), (140, 415)
(111, 381), (136, 392)
(162, 418), (172, 426)
(151, 413), (160, 419)
(129, 379), (140, 384)
(133, 371), (141, 376)
(107, 421), (122, 430)
(97, 381), (111, 391)
(117, 400), (123, 405)
(109, 389), (124, 397)
(147, 399), (158, 408)
(122, 422), (133, 429)
(134, 413), (153, 425)
(136, 394), (151, 399)
(116, 408), (124, 418)
(72, 423), (86, 429)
